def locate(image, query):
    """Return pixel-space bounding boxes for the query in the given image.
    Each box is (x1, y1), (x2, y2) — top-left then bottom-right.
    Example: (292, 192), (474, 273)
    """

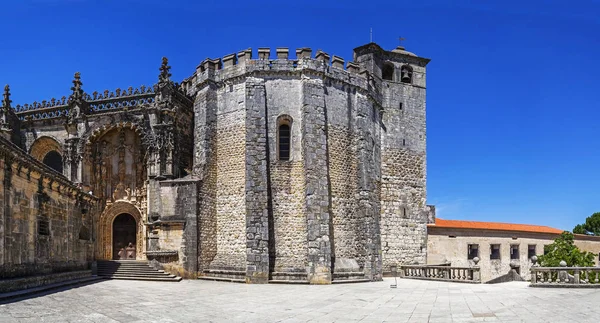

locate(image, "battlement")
(192, 47), (362, 74)
(186, 47), (384, 98)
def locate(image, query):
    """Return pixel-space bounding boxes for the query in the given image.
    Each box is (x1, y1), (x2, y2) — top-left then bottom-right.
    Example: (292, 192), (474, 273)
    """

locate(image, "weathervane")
(398, 37), (406, 47)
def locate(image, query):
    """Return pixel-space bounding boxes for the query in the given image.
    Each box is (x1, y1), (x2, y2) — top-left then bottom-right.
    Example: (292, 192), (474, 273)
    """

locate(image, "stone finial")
(331, 55), (344, 69)
(276, 48), (289, 60)
(559, 260), (567, 267)
(2, 85), (11, 108)
(473, 257), (480, 265)
(222, 53), (237, 68)
(258, 48), (270, 60)
(531, 255), (538, 265)
(315, 50), (330, 63)
(296, 47), (312, 59)
(159, 57), (172, 83)
(70, 72), (84, 100)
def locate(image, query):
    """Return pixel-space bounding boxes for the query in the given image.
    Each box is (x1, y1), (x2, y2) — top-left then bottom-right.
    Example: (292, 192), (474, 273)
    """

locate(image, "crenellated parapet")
(184, 47), (383, 104)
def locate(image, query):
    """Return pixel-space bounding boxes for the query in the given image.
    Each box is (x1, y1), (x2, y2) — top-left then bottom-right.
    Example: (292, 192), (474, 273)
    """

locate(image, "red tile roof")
(428, 218), (564, 235)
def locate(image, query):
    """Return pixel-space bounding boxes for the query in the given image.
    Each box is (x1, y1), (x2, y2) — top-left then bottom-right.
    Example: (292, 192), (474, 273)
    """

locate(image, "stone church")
(0, 42), (432, 284)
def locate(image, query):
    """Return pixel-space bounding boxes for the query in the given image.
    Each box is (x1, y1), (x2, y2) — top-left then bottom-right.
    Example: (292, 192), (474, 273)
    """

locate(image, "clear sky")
(2, 0), (599, 231)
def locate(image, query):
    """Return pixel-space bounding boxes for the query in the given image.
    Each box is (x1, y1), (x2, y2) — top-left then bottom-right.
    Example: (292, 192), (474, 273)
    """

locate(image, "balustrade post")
(574, 269), (580, 284)
(472, 257), (480, 282)
(558, 260), (567, 283)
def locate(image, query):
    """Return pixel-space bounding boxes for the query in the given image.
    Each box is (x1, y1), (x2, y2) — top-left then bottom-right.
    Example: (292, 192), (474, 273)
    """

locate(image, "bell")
(401, 69), (412, 82)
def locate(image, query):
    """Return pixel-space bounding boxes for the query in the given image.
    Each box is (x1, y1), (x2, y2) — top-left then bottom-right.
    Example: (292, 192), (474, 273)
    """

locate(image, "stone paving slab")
(0, 278), (598, 322)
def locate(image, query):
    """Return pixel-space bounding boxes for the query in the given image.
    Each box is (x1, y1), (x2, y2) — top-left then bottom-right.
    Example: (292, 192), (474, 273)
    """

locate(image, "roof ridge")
(430, 218), (564, 234)
(435, 218), (560, 229)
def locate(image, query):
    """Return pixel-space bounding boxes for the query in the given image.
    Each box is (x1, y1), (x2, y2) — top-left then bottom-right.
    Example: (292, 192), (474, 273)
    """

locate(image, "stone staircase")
(96, 260), (182, 282)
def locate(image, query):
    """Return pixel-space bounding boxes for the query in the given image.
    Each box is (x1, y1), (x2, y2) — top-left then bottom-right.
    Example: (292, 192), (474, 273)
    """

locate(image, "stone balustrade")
(399, 264), (481, 283)
(530, 261), (600, 287)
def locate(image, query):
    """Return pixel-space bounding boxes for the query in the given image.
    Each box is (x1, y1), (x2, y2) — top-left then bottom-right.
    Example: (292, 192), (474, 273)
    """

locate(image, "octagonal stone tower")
(186, 42), (431, 283)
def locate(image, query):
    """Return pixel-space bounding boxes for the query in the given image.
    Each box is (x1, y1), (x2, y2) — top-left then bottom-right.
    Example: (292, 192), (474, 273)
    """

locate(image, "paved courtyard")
(0, 278), (598, 322)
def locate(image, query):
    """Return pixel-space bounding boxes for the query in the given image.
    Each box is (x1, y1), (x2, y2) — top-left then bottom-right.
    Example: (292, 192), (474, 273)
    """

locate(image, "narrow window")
(510, 245), (519, 260)
(382, 63), (394, 81)
(490, 244), (501, 260)
(528, 245), (536, 259)
(399, 102), (403, 110)
(278, 124), (290, 161)
(400, 65), (413, 84)
(38, 219), (49, 236)
(467, 244), (479, 260)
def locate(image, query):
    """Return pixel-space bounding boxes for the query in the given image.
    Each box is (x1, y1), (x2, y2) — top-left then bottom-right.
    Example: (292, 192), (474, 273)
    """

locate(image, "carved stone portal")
(98, 201), (144, 260)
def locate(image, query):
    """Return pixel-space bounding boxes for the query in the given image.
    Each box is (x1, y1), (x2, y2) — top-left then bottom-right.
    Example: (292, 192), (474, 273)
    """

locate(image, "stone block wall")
(264, 79), (308, 275)
(0, 137), (97, 279)
(147, 178), (199, 278)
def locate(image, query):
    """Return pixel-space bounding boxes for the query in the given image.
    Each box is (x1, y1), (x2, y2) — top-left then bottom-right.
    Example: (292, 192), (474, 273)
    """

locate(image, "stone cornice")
(0, 135), (98, 201)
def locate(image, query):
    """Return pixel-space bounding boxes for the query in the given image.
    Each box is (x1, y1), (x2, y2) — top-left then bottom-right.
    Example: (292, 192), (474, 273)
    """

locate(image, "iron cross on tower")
(398, 37), (406, 47)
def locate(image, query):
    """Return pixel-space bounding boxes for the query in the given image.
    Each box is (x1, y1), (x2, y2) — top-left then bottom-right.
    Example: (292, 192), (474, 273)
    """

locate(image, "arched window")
(278, 124), (290, 161)
(43, 150), (63, 173)
(382, 63), (394, 81)
(400, 65), (413, 84)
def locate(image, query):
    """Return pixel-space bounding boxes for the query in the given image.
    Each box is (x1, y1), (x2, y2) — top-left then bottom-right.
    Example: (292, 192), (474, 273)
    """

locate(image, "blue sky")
(2, 0), (599, 231)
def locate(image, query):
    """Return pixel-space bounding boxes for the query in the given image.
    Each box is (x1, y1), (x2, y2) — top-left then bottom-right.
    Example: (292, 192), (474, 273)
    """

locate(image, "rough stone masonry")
(1, 42), (432, 284)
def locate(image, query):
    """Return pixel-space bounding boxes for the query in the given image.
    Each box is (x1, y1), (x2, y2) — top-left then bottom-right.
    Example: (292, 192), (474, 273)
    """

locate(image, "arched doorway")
(98, 201), (144, 260)
(112, 213), (137, 260)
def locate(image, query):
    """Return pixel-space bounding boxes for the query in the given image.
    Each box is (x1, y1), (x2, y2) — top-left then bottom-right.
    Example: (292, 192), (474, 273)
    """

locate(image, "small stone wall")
(0, 270), (92, 293)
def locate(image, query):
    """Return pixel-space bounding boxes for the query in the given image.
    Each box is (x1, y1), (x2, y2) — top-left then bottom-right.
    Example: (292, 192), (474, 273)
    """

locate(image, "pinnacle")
(2, 84), (11, 108)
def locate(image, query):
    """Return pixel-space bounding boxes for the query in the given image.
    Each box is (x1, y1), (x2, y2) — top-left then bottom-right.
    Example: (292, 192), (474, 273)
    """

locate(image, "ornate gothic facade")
(0, 43), (432, 283)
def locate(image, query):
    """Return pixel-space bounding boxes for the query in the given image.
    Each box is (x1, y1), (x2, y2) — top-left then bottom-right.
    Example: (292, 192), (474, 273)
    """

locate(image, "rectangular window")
(490, 244), (501, 260)
(467, 244), (479, 260)
(528, 245), (536, 259)
(38, 219), (49, 236)
(510, 245), (519, 260)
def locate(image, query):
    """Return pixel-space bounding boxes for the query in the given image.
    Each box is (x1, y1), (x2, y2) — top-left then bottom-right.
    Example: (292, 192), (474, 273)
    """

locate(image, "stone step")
(96, 260), (181, 282)
(198, 276), (245, 283)
(97, 271), (170, 276)
(105, 276), (182, 282)
(268, 280), (309, 284)
(103, 273), (178, 279)
(0, 276), (105, 303)
(97, 264), (154, 268)
(331, 278), (371, 284)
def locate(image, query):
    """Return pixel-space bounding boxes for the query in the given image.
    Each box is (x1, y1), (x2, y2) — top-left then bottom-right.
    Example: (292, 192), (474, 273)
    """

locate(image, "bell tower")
(354, 42), (431, 271)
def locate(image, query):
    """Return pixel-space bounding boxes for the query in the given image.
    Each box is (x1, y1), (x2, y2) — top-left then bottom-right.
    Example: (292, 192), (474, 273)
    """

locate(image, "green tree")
(537, 231), (595, 267)
(572, 212), (600, 236)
